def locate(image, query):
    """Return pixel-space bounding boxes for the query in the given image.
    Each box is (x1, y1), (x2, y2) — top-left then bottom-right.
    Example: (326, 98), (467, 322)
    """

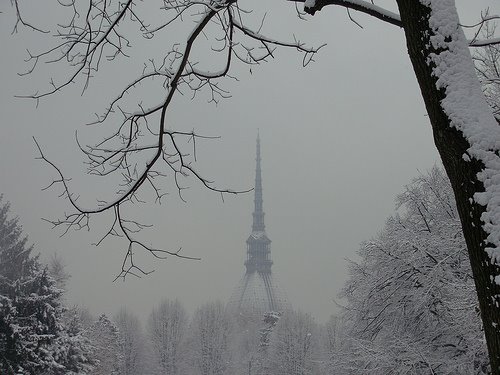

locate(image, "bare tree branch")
(14, 0), (322, 276)
(291, 0), (403, 27)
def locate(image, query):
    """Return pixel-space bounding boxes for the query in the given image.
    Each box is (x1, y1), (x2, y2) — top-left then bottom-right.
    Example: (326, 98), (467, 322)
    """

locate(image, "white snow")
(304, 0), (401, 24)
(304, 0), (316, 10)
(469, 37), (500, 47)
(347, 0), (401, 23)
(423, 0), (500, 280)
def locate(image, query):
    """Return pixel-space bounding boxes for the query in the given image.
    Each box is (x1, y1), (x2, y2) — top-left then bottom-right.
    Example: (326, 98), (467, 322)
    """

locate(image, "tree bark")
(396, 0), (500, 372)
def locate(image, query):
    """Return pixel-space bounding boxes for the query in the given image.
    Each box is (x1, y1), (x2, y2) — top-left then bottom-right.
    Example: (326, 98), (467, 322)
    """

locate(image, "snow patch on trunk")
(304, 0), (316, 10)
(422, 0), (500, 274)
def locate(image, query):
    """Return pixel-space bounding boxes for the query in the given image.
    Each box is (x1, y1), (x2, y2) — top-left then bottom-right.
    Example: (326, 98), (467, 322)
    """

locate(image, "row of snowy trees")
(105, 301), (323, 375)
(94, 301), (317, 375)
(80, 299), (324, 375)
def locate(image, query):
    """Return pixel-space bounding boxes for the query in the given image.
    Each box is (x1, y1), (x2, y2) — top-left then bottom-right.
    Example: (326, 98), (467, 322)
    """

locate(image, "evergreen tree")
(0, 196), (93, 374)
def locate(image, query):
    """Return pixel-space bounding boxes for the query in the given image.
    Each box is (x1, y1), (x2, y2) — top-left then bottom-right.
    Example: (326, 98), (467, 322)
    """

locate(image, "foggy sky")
(0, 0), (498, 323)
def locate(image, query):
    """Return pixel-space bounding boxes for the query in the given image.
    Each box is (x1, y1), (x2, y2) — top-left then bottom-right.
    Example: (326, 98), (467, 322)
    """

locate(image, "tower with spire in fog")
(228, 135), (288, 319)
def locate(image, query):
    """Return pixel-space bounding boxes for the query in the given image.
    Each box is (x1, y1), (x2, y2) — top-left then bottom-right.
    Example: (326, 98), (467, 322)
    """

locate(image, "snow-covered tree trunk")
(188, 301), (233, 375)
(115, 308), (147, 375)
(86, 314), (123, 375)
(396, 0), (500, 372)
(148, 299), (187, 375)
(268, 310), (318, 375)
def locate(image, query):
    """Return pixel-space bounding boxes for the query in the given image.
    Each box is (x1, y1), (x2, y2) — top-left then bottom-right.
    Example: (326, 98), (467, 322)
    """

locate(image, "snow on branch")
(466, 12), (500, 47)
(470, 37), (500, 47)
(295, 0), (402, 28)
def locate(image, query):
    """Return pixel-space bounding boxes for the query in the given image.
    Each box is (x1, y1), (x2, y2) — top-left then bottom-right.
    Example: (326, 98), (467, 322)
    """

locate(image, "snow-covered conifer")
(0, 196), (93, 374)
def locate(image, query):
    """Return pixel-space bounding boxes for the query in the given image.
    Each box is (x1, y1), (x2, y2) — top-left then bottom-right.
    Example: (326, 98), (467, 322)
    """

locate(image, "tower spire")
(245, 134), (272, 274)
(252, 133), (265, 232)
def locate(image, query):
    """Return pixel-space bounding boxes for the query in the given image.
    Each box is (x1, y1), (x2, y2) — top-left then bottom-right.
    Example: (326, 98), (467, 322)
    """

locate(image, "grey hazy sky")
(0, 0), (498, 323)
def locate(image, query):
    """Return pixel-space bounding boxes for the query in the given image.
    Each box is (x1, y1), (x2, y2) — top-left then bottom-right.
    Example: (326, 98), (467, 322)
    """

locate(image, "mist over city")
(1, 1), (500, 374)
